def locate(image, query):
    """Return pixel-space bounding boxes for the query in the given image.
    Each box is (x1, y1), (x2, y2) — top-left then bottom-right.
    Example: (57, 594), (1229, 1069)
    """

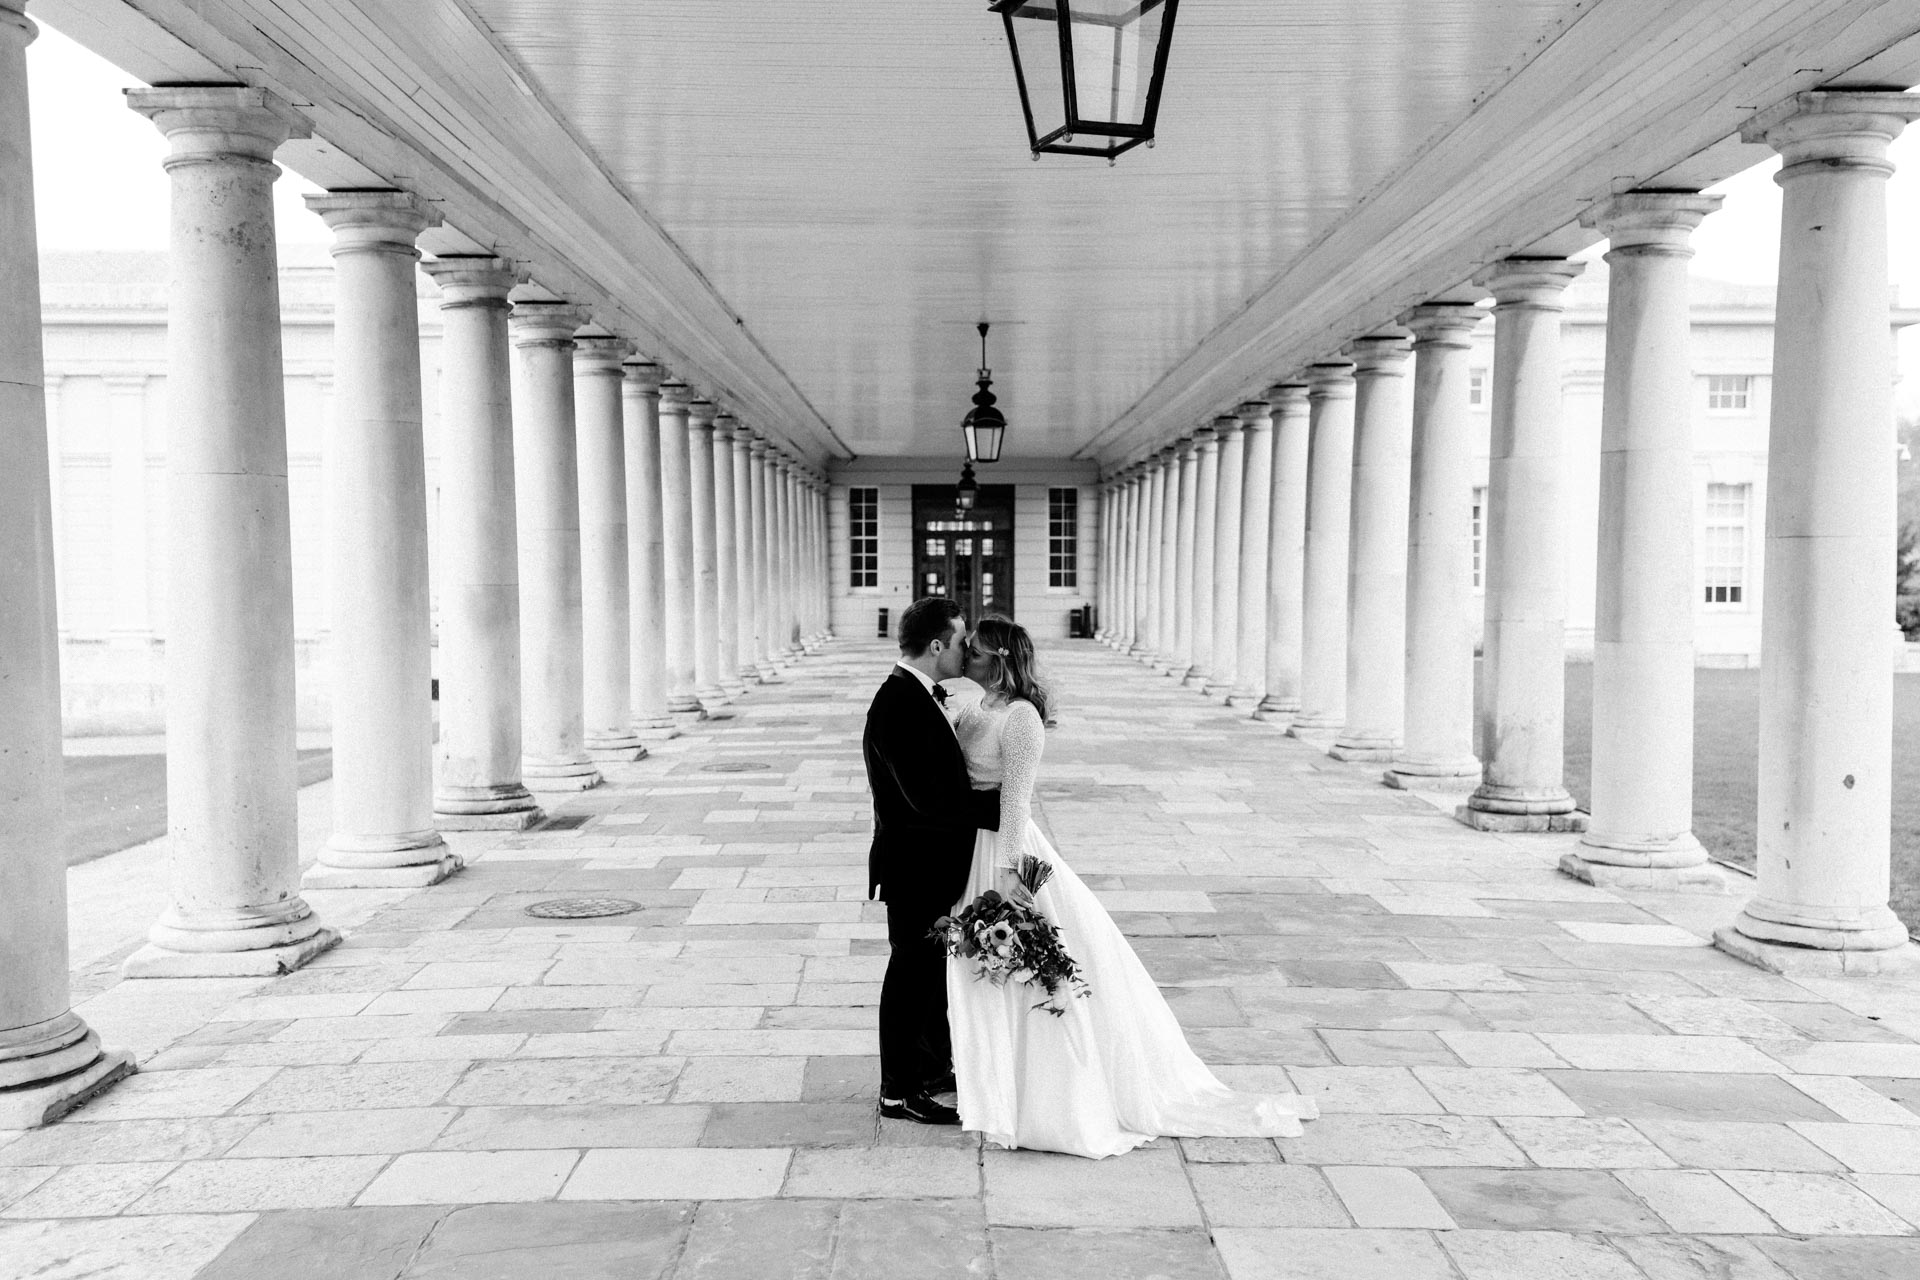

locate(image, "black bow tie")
(930, 683), (949, 705)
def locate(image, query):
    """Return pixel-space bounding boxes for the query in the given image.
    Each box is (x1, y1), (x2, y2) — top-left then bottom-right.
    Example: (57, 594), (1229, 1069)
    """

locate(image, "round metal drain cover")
(523, 897), (641, 919)
(701, 761), (772, 773)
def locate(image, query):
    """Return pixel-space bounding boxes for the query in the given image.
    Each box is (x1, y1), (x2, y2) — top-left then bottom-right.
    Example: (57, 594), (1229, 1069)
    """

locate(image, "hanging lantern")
(961, 322), (1007, 463)
(955, 461), (980, 514)
(991, 0), (1180, 163)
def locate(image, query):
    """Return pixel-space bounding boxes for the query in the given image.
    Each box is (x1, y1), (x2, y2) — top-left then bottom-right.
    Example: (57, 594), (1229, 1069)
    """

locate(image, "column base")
(124, 926), (342, 978)
(1202, 679), (1234, 698)
(523, 759), (604, 792)
(1286, 712), (1342, 736)
(1384, 760), (1482, 793)
(0, 1045), (137, 1129)
(1713, 925), (1920, 976)
(668, 693), (706, 714)
(1182, 670), (1212, 691)
(1224, 689), (1263, 708)
(1253, 696), (1298, 723)
(436, 807), (545, 831)
(1456, 805), (1589, 834)
(738, 665), (765, 685)
(1558, 851), (1727, 893)
(434, 782), (542, 824)
(586, 738), (649, 762)
(304, 832), (463, 889)
(696, 684), (731, 707)
(720, 679), (750, 697)
(631, 716), (680, 742)
(755, 663), (785, 683)
(1330, 734), (1401, 762)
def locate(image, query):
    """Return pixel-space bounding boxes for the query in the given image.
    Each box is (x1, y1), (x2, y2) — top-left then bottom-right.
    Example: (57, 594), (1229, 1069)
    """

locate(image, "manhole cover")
(701, 762), (772, 773)
(523, 897), (641, 919)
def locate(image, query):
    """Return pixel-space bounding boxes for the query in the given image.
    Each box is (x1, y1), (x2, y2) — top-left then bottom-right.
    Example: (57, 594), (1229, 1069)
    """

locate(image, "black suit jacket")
(864, 667), (1000, 905)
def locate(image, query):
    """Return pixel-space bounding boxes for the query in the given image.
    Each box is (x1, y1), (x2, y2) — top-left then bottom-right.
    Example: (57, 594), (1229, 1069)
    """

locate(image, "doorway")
(911, 484), (1015, 626)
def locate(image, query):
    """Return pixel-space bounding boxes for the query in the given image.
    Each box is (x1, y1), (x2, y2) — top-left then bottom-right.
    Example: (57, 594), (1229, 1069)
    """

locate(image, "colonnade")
(0, 51), (831, 1123)
(1098, 89), (1920, 977)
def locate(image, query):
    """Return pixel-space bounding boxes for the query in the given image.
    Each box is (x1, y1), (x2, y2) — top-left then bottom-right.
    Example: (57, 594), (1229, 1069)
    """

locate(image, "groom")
(863, 596), (1000, 1125)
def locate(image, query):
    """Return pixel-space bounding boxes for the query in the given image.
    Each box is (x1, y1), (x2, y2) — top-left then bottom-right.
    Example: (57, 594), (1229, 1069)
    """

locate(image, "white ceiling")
(35, 0), (1920, 467)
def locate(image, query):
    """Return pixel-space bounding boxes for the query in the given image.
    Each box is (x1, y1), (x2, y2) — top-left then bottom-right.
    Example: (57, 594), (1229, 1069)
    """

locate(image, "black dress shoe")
(879, 1091), (960, 1125)
(923, 1070), (957, 1095)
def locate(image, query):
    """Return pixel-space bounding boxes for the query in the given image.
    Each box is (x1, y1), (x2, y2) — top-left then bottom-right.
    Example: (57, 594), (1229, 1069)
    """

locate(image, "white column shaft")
(732, 433), (759, 677)
(688, 405), (725, 703)
(575, 334), (644, 760)
(622, 362), (675, 735)
(1292, 366), (1356, 733)
(1187, 434), (1220, 684)
(1140, 462), (1164, 659)
(426, 259), (541, 826)
(1173, 443), (1199, 675)
(1333, 336), (1415, 759)
(306, 191), (454, 885)
(511, 300), (601, 790)
(1154, 452), (1180, 669)
(127, 87), (336, 974)
(711, 419), (744, 693)
(1207, 420), (1246, 695)
(658, 385), (701, 712)
(1230, 408), (1274, 706)
(1259, 387), (1310, 718)
(751, 444), (779, 676)
(1390, 307), (1484, 786)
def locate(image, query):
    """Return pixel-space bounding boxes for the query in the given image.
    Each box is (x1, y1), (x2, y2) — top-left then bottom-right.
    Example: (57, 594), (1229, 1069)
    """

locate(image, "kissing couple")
(862, 596), (1318, 1159)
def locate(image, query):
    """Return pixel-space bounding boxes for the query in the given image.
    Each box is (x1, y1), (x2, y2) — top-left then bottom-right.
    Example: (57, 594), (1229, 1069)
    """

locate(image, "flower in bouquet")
(931, 853), (1090, 1016)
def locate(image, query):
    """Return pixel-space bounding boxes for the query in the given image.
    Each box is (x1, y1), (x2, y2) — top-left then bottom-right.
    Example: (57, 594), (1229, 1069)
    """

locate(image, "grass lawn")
(62, 749), (331, 868)
(1557, 664), (1920, 934)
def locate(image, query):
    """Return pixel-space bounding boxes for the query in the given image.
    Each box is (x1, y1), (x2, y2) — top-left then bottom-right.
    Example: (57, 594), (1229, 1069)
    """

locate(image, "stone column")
(1717, 92), (1920, 972)
(1097, 478), (1117, 641)
(1139, 456), (1165, 663)
(1185, 427), (1222, 688)
(1564, 194), (1724, 886)
(1230, 402), (1275, 707)
(122, 87), (336, 975)
(1113, 472), (1135, 650)
(777, 456), (801, 658)
(1172, 437), (1199, 678)
(1291, 363), (1357, 736)
(1462, 259), (1585, 831)
(1387, 305), (1485, 790)
(574, 326), (645, 762)
(807, 478), (829, 645)
(750, 438), (782, 679)
(688, 400), (727, 706)
(425, 257), (543, 829)
(303, 191), (457, 888)
(710, 412), (746, 695)
(104, 375), (152, 642)
(732, 426), (760, 681)
(621, 358), (676, 739)
(658, 382), (703, 714)
(510, 292), (602, 791)
(1258, 384), (1310, 720)
(0, 0), (134, 1121)
(1332, 333), (1415, 761)
(1153, 447), (1180, 673)
(1206, 417), (1246, 696)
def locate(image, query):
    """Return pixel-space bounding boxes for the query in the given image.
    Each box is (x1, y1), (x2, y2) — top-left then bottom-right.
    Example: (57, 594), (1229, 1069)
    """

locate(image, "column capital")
(621, 358), (663, 394)
(127, 86), (311, 163)
(422, 256), (518, 309)
(1581, 191), (1723, 255)
(1400, 303), (1485, 346)
(1264, 382), (1310, 414)
(1308, 361), (1356, 398)
(508, 291), (586, 346)
(689, 400), (717, 432)
(304, 190), (439, 257)
(1212, 413), (1243, 441)
(713, 411), (738, 440)
(572, 325), (630, 375)
(1473, 258), (1583, 310)
(1236, 400), (1272, 431)
(1, 3), (37, 42)
(1345, 330), (1414, 374)
(750, 435), (771, 458)
(1743, 91), (1920, 174)
(659, 380), (692, 412)
(1192, 423), (1220, 452)
(1174, 434), (1198, 460)
(1156, 444), (1178, 464)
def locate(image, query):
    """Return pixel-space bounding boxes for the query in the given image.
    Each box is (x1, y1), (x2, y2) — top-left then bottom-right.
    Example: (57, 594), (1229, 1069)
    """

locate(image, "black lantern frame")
(991, 0), (1180, 162)
(955, 461), (980, 514)
(961, 321), (1006, 464)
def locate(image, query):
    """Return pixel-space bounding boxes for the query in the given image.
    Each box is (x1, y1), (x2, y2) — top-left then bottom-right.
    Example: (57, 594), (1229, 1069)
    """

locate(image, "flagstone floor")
(7, 639), (1920, 1280)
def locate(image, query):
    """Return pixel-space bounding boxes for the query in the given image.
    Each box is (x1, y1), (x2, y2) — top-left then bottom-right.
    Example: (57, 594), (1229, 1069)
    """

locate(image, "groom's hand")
(971, 788), (1002, 832)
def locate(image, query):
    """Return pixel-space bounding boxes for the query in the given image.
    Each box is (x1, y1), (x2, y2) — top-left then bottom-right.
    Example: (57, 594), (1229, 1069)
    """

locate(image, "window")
(849, 486), (878, 588)
(1468, 368), (1487, 407)
(1707, 375), (1751, 411)
(1048, 487), (1079, 588)
(1703, 483), (1749, 606)
(1471, 486), (1487, 592)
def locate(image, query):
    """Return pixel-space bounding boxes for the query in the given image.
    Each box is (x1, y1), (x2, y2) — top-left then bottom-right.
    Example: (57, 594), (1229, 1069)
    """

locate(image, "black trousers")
(878, 895), (952, 1098)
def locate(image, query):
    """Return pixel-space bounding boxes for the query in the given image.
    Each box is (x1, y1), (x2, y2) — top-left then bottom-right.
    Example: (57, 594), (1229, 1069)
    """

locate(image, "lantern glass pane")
(1066, 1), (1163, 130)
(1003, 3), (1068, 145)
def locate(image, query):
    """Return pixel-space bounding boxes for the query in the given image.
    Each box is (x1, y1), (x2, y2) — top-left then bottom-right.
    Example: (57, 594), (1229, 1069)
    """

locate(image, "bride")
(945, 615), (1318, 1159)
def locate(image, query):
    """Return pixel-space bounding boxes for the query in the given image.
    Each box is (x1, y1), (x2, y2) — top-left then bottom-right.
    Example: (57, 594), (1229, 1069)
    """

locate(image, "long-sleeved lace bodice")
(953, 695), (1044, 848)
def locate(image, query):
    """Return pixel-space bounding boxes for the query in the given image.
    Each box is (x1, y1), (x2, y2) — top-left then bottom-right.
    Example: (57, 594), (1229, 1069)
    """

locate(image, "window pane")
(1049, 487), (1079, 588)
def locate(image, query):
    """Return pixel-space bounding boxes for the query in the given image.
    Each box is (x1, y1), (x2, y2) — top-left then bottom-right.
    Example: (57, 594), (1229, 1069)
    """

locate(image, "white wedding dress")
(945, 694), (1318, 1158)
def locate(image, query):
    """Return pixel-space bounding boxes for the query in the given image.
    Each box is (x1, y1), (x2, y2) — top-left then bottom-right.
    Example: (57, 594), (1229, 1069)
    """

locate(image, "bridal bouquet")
(931, 853), (1090, 1016)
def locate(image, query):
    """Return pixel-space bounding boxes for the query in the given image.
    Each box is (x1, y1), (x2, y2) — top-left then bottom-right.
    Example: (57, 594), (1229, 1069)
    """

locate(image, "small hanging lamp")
(955, 460), (980, 514)
(961, 322), (1007, 464)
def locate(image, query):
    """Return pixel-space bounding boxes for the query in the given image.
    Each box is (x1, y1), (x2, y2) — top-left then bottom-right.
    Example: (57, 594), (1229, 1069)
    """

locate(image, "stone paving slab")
(7, 638), (1920, 1278)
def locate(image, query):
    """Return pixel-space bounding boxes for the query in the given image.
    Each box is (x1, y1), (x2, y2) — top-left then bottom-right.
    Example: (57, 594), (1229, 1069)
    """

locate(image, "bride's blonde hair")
(970, 616), (1050, 722)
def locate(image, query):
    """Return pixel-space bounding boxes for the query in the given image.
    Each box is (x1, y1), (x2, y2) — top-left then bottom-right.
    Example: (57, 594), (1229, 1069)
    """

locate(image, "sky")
(24, 22), (1920, 412)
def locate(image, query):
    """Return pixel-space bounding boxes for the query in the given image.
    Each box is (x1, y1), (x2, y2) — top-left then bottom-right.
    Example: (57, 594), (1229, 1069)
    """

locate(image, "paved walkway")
(6, 639), (1920, 1280)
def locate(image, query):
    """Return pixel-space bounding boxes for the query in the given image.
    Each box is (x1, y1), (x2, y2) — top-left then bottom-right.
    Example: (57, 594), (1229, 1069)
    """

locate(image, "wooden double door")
(911, 484), (1015, 626)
